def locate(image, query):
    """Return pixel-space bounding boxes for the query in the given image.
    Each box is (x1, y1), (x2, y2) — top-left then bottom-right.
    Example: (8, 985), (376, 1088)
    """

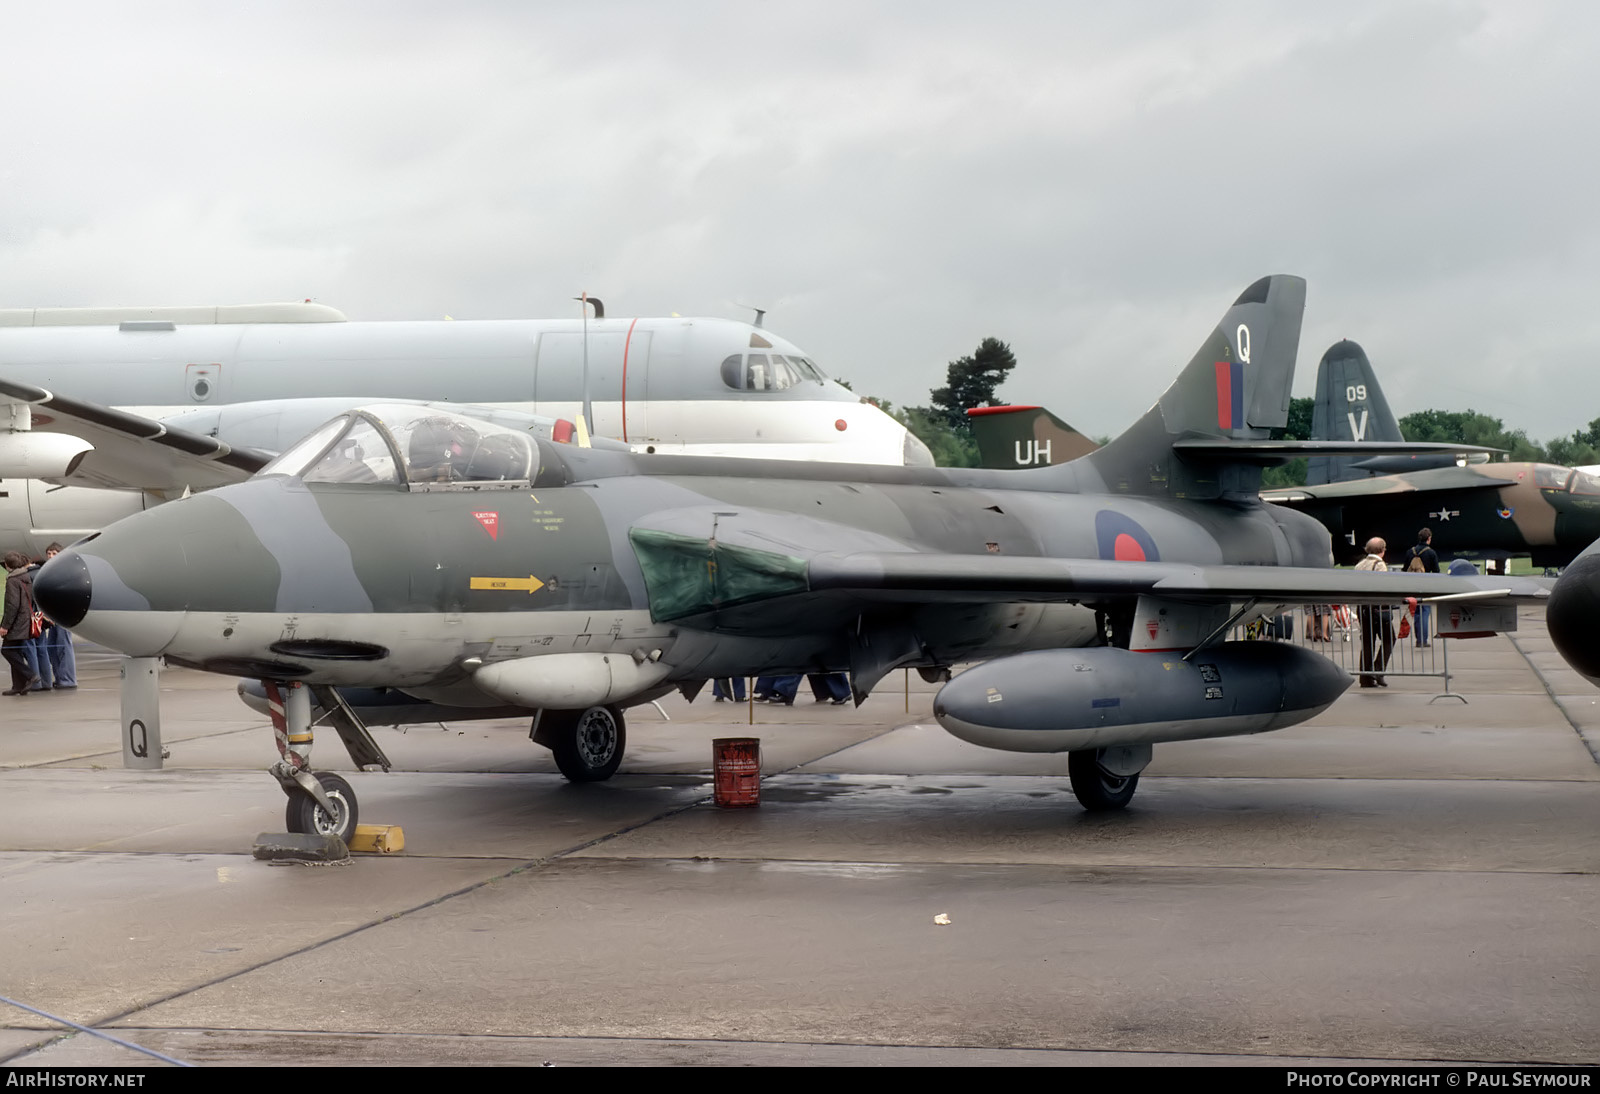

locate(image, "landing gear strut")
(532, 704), (627, 782)
(264, 680), (363, 843)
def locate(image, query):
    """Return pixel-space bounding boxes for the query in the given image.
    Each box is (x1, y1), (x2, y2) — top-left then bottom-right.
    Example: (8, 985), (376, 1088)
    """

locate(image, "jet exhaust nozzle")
(933, 641), (1351, 752)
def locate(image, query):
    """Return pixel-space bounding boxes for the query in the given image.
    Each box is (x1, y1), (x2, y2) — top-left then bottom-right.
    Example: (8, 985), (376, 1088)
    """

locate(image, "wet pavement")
(1, 612), (1596, 1067)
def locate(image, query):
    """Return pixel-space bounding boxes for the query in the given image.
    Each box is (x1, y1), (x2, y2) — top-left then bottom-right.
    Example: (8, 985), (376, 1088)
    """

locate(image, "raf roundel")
(1094, 510), (1160, 562)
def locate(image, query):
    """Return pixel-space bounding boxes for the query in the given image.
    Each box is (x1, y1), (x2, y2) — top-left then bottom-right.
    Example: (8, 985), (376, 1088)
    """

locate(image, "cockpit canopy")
(259, 404), (540, 488)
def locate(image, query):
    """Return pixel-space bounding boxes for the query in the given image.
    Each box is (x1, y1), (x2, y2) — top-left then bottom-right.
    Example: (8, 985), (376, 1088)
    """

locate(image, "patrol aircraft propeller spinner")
(33, 276), (1550, 841)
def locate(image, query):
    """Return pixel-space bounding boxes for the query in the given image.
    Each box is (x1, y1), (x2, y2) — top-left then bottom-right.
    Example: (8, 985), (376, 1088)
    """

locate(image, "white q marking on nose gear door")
(1236, 325), (1251, 364)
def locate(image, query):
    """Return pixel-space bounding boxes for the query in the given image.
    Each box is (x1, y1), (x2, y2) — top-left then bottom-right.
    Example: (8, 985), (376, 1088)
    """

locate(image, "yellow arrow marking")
(470, 576), (546, 594)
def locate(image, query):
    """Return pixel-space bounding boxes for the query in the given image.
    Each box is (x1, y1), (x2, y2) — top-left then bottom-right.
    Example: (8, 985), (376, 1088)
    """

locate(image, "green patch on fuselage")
(629, 528), (808, 621)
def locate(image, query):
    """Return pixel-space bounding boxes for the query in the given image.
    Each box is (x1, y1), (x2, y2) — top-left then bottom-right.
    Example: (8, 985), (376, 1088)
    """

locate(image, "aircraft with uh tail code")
(968, 404), (1099, 469)
(33, 275), (1548, 843)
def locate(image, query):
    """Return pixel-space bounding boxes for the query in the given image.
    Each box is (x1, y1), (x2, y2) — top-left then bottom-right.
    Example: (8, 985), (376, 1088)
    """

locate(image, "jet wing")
(0, 378), (270, 493)
(805, 553), (1549, 607)
(1177, 439), (1499, 464)
(633, 524), (1547, 632)
(1262, 465), (1510, 502)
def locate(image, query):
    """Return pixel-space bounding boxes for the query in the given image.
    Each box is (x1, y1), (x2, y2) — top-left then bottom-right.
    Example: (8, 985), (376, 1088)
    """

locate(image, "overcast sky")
(2, 1), (1595, 441)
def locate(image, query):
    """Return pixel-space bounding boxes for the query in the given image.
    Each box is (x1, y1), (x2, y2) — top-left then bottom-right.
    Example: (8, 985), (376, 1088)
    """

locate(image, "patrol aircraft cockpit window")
(787, 356), (826, 382)
(720, 352), (829, 391)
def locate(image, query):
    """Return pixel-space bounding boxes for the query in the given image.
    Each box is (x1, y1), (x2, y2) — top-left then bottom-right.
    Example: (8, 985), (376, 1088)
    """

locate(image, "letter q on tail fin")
(1084, 275), (1307, 502)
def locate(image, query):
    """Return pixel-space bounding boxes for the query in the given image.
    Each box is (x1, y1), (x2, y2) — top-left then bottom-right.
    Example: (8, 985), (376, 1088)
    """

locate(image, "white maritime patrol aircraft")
(0, 301), (932, 555)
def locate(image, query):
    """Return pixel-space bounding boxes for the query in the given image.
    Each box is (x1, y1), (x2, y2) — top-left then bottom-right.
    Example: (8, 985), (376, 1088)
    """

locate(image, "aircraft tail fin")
(1307, 341), (1403, 483)
(1303, 340), (1470, 481)
(1083, 275), (1306, 501)
(968, 405), (1099, 469)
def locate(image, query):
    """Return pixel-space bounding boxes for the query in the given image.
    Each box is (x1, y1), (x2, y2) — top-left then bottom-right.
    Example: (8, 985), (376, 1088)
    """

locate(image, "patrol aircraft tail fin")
(1082, 274), (1306, 502)
(968, 404), (1099, 469)
(1305, 341), (1462, 483)
(1307, 339), (1402, 483)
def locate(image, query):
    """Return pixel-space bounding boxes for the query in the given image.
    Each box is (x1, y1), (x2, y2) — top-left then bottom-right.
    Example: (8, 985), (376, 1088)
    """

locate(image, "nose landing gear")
(263, 680), (389, 845)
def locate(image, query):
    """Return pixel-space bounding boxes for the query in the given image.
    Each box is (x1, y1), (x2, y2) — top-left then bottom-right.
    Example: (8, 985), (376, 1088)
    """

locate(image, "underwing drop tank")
(934, 642), (1351, 753)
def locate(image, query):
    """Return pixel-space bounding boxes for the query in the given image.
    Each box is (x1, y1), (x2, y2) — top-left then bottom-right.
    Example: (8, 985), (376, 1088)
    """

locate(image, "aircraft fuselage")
(45, 441), (1332, 699)
(1282, 462), (1600, 568)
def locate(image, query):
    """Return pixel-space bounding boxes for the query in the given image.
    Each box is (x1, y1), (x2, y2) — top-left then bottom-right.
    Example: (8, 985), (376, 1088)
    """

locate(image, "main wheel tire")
(284, 772), (359, 842)
(548, 705), (626, 783)
(1067, 749), (1139, 811)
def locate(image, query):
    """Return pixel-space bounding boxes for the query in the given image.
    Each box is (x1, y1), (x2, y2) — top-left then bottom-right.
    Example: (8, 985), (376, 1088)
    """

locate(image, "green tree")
(1545, 436), (1600, 468)
(1399, 409), (1543, 462)
(1576, 417), (1600, 450)
(928, 338), (1016, 432)
(1261, 396), (1314, 488)
(899, 405), (979, 468)
(1545, 417), (1600, 468)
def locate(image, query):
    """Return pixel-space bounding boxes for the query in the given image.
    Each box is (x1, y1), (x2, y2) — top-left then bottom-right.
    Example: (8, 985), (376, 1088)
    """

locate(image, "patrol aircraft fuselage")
(0, 303), (930, 554)
(36, 276), (1550, 838)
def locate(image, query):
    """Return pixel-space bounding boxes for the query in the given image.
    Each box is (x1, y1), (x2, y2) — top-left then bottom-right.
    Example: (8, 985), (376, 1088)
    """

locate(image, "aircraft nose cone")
(1547, 544), (1600, 682)
(34, 549), (91, 628)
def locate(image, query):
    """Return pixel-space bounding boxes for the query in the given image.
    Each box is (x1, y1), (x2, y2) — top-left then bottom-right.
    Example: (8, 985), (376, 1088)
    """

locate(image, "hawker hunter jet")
(34, 275), (1549, 841)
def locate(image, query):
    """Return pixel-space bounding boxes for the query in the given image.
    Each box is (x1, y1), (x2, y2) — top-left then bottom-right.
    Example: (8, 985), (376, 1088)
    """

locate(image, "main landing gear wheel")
(546, 705), (626, 783)
(284, 772), (359, 842)
(1068, 749), (1139, 811)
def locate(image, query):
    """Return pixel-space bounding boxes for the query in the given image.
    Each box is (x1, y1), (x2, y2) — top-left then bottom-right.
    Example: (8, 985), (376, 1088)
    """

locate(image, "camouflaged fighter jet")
(32, 275), (1552, 840)
(1266, 341), (1600, 568)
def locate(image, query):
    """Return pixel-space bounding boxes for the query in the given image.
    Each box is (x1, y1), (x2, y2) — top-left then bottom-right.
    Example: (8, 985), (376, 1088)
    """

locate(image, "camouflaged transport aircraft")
(0, 301), (931, 555)
(1265, 340), (1600, 568)
(33, 276), (1550, 840)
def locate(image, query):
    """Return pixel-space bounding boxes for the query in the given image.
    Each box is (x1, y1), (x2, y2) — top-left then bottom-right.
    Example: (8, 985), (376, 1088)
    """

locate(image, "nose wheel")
(284, 772), (359, 843)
